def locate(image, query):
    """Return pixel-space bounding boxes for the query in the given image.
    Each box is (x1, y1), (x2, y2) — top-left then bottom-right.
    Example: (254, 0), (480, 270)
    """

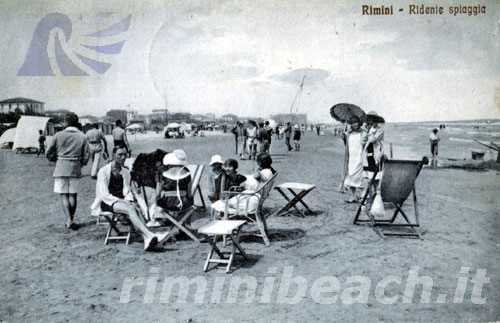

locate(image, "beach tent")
(12, 116), (51, 151)
(0, 128), (16, 147)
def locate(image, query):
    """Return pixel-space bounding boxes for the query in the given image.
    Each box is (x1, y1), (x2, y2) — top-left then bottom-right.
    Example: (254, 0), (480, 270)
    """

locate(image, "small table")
(273, 182), (316, 217)
(198, 220), (248, 273)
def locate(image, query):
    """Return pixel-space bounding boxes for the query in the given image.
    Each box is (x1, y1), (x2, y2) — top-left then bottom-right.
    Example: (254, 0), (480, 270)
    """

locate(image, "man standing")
(46, 113), (90, 229)
(112, 119), (130, 156)
(429, 128), (440, 168)
(284, 122), (293, 151)
(231, 122), (244, 155)
(86, 123), (109, 179)
(91, 146), (168, 251)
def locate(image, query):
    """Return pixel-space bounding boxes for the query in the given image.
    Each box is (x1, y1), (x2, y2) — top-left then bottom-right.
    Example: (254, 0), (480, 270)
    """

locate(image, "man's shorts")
(54, 177), (79, 194)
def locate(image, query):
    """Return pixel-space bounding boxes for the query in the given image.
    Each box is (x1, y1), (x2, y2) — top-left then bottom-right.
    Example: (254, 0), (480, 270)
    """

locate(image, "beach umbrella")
(166, 122), (181, 129)
(126, 123), (143, 130)
(131, 149), (168, 188)
(266, 119), (277, 128)
(330, 103), (366, 124)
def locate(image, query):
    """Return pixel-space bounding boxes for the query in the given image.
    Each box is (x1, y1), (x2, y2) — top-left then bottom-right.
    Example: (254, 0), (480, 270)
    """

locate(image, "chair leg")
(255, 211), (270, 246)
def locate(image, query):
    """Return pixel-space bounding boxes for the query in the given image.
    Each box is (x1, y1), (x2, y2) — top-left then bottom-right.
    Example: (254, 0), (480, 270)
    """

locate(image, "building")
(0, 97), (45, 114)
(270, 113), (307, 126)
(221, 114), (239, 123)
(106, 109), (128, 124)
(127, 110), (138, 123)
(151, 108), (168, 122)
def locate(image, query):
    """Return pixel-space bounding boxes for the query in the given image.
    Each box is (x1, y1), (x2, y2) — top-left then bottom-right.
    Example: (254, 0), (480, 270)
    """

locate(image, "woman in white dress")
(343, 116), (364, 203)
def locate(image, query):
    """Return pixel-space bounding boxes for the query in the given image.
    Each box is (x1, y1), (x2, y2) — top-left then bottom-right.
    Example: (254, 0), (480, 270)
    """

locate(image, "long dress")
(344, 131), (363, 188)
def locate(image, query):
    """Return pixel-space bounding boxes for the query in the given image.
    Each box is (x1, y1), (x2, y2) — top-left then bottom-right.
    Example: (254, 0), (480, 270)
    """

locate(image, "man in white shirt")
(429, 128), (440, 168)
(91, 146), (167, 251)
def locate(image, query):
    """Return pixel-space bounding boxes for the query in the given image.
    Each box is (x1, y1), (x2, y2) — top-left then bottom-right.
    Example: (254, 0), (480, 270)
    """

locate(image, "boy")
(37, 129), (46, 157)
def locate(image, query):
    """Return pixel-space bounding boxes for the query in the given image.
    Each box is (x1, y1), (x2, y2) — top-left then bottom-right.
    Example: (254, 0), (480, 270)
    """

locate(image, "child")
(293, 124), (301, 151)
(207, 154), (225, 202)
(37, 129), (46, 157)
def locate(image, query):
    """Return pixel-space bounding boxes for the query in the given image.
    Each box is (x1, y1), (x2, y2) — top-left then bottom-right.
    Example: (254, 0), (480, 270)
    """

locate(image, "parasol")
(266, 119), (277, 128)
(330, 103), (366, 124)
(131, 149), (168, 188)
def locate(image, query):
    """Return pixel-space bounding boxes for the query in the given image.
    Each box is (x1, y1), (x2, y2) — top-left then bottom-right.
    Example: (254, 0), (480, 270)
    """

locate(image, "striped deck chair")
(187, 164), (206, 210)
(353, 158), (426, 239)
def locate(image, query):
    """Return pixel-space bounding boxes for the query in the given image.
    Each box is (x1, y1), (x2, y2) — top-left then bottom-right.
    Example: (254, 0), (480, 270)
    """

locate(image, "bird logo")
(18, 13), (131, 76)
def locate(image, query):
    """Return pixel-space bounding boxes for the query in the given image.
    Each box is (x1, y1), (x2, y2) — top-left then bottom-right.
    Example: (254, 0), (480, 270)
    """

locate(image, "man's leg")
(68, 193), (77, 222)
(60, 194), (73, 226)
(91, 150), (101, 178)
(113, 200), (156, 241)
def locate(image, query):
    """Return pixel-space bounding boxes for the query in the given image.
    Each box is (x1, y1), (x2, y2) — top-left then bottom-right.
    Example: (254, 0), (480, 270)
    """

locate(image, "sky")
(0, 0), (499, 122)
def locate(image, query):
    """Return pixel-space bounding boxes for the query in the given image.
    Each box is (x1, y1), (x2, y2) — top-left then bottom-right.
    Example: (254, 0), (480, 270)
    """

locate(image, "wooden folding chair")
(155, 164), (207, 243)
(353, 158), (425, 239)
(211, 173), (278, 246)
(102, 211), (135, 245)
(198, 220), (248, 273)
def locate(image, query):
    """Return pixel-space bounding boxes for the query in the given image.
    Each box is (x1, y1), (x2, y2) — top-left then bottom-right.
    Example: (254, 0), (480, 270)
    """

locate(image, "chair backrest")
(380, 159), (423, 204)
(187, 164), (205, 197)
(256, 172), (278, 210)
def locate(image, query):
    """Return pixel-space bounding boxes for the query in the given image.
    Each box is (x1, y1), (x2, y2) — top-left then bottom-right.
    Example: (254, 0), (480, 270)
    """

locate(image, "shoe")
(144, 236), (158, 251)
(146, 219), (162, 228)
(156, 232), (170, 244)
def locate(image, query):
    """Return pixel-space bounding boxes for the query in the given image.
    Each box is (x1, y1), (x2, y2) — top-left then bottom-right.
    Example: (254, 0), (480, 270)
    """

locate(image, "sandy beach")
(0, 127), (499, 322)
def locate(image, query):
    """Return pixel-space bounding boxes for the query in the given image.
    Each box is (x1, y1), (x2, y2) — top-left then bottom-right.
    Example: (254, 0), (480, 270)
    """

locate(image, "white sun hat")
(209, 154), (224, 165)
(163, 149), (188, 166)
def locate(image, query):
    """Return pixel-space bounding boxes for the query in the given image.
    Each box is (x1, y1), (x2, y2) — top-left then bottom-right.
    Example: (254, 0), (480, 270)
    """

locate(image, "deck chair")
(154, 164), (206, 243)
(186, 164), (206, 209)
(211, 173), (278, 246)
(353, 158), (426, 239)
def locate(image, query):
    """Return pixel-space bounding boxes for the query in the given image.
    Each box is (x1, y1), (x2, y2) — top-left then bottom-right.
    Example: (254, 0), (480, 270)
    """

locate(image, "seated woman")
(220, 158), (247, 194)
(90, 146), (168, 251)
(226, 153), (277, 213)
(242, 152), (276, 191)
(154, 149), (193, 218)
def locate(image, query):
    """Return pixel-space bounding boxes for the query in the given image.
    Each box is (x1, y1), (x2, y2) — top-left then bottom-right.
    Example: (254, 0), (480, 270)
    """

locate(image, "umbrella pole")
(338, 124), (349, 192)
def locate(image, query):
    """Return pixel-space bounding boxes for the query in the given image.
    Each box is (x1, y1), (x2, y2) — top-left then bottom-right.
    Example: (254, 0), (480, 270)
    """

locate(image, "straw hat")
(163, 149), (187, 166)
(366, 111), (385, 124)
(209, 154), (223, 165)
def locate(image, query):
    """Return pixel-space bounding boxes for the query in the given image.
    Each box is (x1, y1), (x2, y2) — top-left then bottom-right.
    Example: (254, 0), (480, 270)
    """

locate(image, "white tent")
(12, 116), (50, 150)
(0, 128), (16, 147)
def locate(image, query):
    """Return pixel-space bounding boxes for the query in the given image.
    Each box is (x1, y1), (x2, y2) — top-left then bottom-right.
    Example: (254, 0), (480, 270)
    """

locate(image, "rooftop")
(0, 97), (44, 104)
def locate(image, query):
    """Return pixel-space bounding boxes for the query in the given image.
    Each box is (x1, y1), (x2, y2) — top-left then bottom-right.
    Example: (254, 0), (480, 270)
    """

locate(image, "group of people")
(342, 111), (385, 204)
(231, 120), (274, 159)
(231, 120), (308, 158)
(45, 112), (279, 251)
